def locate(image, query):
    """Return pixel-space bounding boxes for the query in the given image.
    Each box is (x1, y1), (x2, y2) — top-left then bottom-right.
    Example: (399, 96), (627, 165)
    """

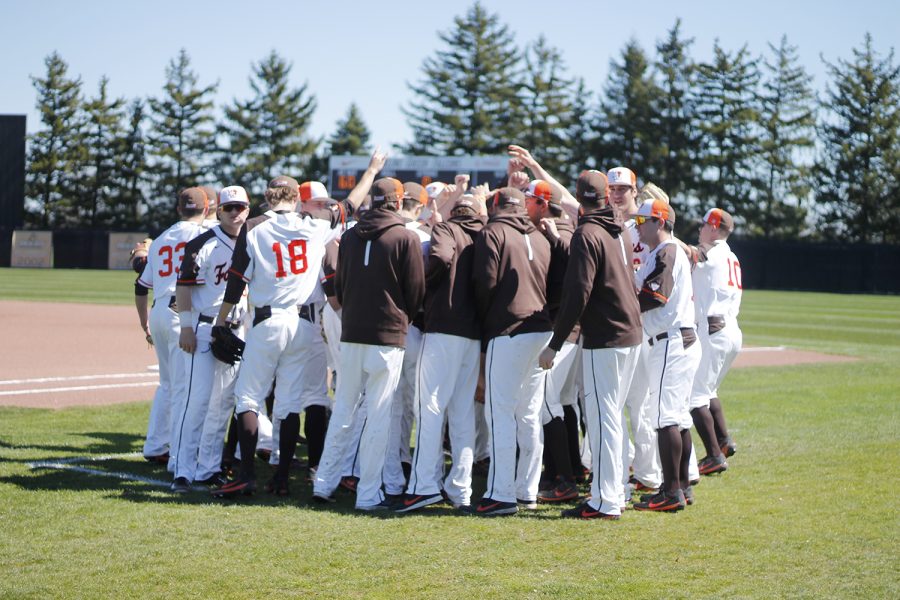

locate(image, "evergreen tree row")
(25, 2), (900, 243)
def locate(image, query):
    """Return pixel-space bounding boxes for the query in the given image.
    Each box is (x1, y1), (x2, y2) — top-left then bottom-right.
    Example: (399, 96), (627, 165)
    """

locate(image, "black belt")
(298, 304), (316, 324)
(199, 314), (241, 329)
(707, 316), (726, 327)
(648, 328), (695, 347)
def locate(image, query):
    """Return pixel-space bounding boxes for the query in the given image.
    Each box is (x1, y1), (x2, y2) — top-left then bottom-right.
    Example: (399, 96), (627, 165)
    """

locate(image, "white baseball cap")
(219, 185), (250, 206)
(299, 181), (329, 202)
(607, 167), (637, 188)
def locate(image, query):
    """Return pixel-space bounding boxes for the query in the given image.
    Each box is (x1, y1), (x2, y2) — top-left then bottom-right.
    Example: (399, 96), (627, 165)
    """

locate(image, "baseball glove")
(210, 325), (245, 365)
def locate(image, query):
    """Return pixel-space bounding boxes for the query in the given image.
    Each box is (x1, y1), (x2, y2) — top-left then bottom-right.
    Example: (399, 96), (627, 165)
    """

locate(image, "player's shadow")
(0, 432), (143, 458)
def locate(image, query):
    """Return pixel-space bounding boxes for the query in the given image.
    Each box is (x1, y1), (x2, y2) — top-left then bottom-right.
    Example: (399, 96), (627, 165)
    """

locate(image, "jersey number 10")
(726, 258), (743, 289)
(272, 240), (308, 278)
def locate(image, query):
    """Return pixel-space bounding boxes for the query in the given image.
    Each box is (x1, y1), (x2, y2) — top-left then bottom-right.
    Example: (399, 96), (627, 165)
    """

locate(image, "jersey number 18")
(272, 240), (308, 278)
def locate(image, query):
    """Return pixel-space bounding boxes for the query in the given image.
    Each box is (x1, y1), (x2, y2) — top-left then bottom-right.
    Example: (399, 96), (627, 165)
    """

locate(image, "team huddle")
(132, 144), (743, 519)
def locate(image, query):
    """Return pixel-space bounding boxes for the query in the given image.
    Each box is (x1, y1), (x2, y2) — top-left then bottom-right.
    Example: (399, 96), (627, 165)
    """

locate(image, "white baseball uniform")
(136, 219), (205, 460)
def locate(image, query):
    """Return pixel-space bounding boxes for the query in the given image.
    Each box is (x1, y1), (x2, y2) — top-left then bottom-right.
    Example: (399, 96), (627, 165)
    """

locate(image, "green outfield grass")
(0, 272), (898, 598)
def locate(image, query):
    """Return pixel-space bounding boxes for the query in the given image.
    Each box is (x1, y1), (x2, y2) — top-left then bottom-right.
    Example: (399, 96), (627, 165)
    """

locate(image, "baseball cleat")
(339, 476), (359, 493)
(211, 478), (256, 498)
(394, 492), (444, 513)
(698, 455), (728, 476)
(144, 452), (170, 465)
(170, 477), (191, 494)
(561, 501), (620, 520)
(628, 476), (658, 493)
(195, 473), (228, 487)
(264, 476), (290, 497)
(683, 485), (695, 506)
(633, 489), (686, 512)
(311, 492), (336, 504)
(467, 498), (518, 517)
(537, 480), (580, 503)
(517, 498), (538, 510)
(720, 438), (737, 458)
(356, 499), (393, 512)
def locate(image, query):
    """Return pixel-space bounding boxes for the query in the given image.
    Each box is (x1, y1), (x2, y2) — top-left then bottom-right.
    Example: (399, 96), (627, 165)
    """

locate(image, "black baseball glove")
(210, 325), (245, 365)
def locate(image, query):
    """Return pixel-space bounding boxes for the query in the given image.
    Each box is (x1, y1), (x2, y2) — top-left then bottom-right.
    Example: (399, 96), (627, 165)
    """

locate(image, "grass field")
(0, 269), (898, 598)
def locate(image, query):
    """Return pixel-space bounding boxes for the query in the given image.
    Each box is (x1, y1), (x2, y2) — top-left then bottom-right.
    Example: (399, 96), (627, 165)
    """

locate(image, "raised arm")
(345, 147), (388, 211)
(508, 144), (579, 221)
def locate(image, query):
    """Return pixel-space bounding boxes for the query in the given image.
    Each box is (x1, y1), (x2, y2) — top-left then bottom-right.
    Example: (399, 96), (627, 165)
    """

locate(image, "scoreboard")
(327, 155), (509, 200)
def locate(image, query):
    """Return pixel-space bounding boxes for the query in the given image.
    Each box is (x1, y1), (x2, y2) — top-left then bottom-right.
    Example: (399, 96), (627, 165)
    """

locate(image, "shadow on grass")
(0, 431), (143, 457)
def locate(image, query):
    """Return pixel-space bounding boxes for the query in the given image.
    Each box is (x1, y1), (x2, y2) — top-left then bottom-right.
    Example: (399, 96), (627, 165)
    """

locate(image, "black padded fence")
(51, 230), (108, 269)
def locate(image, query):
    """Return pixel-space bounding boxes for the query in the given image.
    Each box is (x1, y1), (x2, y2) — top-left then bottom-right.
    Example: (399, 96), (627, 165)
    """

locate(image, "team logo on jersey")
(214, 262), (229, 285)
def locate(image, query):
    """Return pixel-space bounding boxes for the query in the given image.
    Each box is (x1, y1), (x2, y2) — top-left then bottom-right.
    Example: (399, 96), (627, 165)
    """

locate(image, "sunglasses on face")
(635, 215), (650, 225)
(220, 204), (247, 213)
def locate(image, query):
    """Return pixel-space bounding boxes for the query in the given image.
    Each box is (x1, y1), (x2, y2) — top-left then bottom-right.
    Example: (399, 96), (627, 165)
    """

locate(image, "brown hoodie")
(548, 206), (642, 351)
(473, 208), (553, 343)
(336, 207), (425, 347)
(424, 214), (486, 340)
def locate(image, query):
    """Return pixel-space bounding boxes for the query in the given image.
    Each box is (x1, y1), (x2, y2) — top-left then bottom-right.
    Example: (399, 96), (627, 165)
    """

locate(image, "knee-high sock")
(657, 425), (681, 494)
(304, 405), (328, 469)
(224, 410), (238, 465)
(238, 411), (259, 480)
(679, 428), (693, 490)
(544, 417), (574, 483)
(709, 397), (730, 445)
(691, 407), (722, 458)
(562, 405), (582, 477)
(276, 412), (301, 479)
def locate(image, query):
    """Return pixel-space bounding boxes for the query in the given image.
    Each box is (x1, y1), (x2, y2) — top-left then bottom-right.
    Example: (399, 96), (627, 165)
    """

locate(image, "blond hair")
(637, 182), (670, 205)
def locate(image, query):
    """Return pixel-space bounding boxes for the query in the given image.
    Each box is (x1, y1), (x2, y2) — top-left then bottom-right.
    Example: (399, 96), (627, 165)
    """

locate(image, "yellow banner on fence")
(11, 230), (53, 268)
(108, 232), (149, 270)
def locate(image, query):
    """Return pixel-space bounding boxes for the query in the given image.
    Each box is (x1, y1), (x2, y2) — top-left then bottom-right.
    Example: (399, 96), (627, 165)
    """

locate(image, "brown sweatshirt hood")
(489, 209), (536, 235)
(579, 206), (622, 237)
(450, 213), (487, 237)
(353, 207), (406, 240)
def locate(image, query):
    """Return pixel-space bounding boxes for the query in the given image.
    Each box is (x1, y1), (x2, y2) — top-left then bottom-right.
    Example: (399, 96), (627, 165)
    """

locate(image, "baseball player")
(469, 187), (556, 516)
(631, 197), (701, 512)
(313, 177), (425, 511)
(520, 180), (581, 504)
(134, 188), (208, 465)
(687, 208), (742, 473)
(168, 186), (250, 492)
(539, 170), (643, 520)
(201, 185), (220, 228)
(210, 175), (340, 498)
(395, 193), (487, 512)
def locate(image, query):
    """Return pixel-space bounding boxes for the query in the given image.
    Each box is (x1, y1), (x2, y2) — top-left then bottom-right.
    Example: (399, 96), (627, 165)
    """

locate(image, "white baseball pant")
(646, 329), (701, 431)
(143, 296), (184, 458)
(314, 343), (405, 509)
(407, 332), (480, 506)
(483, 331), (551, 504)
(622, 339), (663, 490)
(384, 325), (422, 494)
(194, 353), (239, 481)
(690, 320), (743, 409)
(541, 340), (579, 425)
(582, 344), (640, 515)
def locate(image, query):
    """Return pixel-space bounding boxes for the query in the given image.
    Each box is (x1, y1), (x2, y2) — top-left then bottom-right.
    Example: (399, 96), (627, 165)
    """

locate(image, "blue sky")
(1, 0), (897, 151)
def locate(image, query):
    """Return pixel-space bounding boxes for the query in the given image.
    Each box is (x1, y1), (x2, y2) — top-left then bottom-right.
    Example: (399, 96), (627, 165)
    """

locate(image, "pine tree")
(25, 52), (86, 228)
(218, 50), (318, 196)
(652, 19), (699, 204)
(694, 42), (762, 223)
(518, 36), (574, 178)
(328, 103), (371, 156)
(816, 34), (900, 243)
(403, 1), (523, 155)
(147, 49), (217, 224)
(114, 99), (149, 228)
(562, 78), (596, 183)
(80, 77), (126, 228)
(755, 36), (817, 238)
(596, 40), (662, 176)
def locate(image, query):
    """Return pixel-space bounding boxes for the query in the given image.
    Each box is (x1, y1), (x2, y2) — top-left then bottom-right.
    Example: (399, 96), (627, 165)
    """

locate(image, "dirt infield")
(0, 300), (857, 409)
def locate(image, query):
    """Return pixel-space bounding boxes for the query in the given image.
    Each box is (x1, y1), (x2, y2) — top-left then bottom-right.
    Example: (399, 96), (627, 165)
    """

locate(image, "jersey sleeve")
(638, 245), (676, 312)
(177, 230), (214, 286)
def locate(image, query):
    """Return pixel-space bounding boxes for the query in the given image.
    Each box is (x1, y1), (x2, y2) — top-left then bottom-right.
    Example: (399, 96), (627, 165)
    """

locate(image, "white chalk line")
(740, 346), (785, 353)
(0, 381), (158, 397)
(0, 372), (158, 386)
(29, 452), (203, 491)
